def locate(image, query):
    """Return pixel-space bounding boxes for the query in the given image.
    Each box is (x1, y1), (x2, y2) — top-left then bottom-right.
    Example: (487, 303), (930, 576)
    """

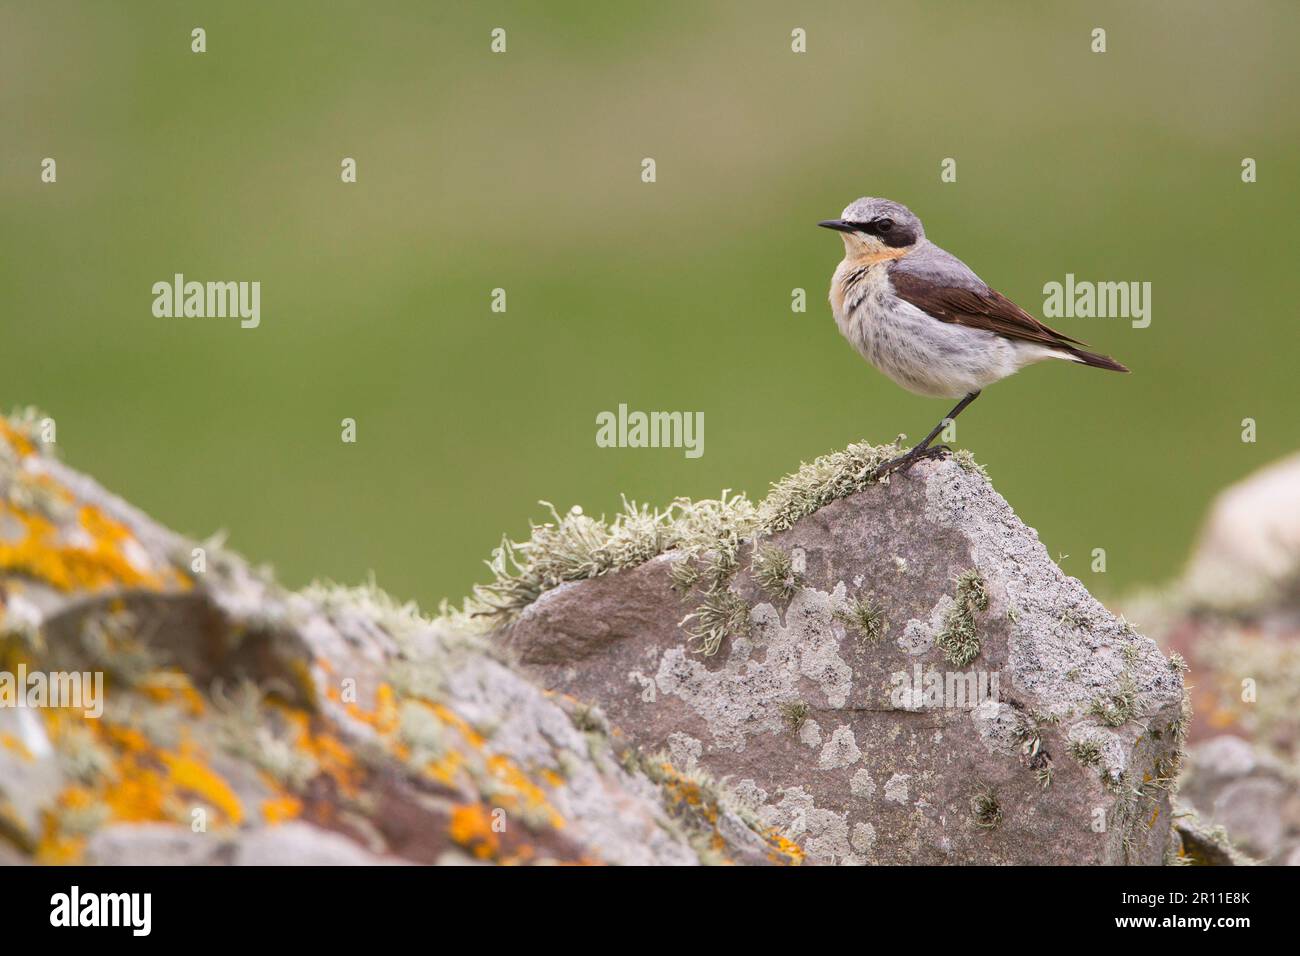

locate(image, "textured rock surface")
(505, 456), (1188, 864)
(0, 415), (792, 865)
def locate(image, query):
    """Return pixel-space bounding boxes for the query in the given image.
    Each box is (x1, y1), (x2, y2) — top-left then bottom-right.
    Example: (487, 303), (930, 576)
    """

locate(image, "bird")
(820, 197), (1128, 479)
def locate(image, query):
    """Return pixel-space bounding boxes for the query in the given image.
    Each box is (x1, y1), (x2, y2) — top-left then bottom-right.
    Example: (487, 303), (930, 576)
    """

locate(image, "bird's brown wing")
(889, 270), (1087, 350)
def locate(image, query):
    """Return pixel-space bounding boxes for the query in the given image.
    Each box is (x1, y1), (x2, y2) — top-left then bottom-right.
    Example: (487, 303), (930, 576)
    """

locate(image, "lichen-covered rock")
(502, 454), (1188, 864)
(0, 411), (781, 865)
(1, 408), (1191, 865)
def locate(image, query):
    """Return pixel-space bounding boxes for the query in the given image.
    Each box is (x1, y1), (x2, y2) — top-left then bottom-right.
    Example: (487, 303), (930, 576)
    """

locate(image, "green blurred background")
(3, 1), (1297, 610)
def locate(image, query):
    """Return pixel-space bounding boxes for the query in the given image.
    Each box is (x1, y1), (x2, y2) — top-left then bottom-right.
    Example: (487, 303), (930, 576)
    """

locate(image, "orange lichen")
(0, 731), (33, 761)
(424, 749), (466, 786)
(654, 760), (803, 866)
(281, 709), (362, 797)
(162, 747), (244, 826)
(431, 703), (487, 750)
(0, 420), (36, 458)
(766, 831), (805, 865)
(540, 768), (564, 788)
(137, 671), (206, 717)
(41, 710), (245, 839)
(486, 754), (565, 830)
(35, 818), (86, 864)
(261, 795), (303, 825)
(344, 682), (399, 735)
(0, 502), (170, 593)
(448, 803), (500, 860)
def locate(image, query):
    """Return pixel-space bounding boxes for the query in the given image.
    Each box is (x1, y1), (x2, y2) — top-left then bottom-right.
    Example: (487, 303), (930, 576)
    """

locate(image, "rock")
(0, 411), (1190, 865)
(502, 449), (1187, 864)
(84, 822), (409, 866)
(0, 412), (758, 865)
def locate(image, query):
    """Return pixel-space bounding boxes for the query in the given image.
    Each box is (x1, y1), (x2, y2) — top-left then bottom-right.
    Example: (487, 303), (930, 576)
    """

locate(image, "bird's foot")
(869, 444), (951, 481)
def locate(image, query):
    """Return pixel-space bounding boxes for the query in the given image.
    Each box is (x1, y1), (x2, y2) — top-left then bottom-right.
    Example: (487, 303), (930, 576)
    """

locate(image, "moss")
(835, 595), (888, 646)
(77, 610), (159, 688)
(1153, 690), (1192, 794)
(936, 569), (989, 667)
(751, 544), (802, 603)
(1170, 804), (1257, 866)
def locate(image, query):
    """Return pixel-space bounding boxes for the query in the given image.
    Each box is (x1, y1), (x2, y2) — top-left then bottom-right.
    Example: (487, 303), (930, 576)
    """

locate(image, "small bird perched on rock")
(821, 197), (1128, 478)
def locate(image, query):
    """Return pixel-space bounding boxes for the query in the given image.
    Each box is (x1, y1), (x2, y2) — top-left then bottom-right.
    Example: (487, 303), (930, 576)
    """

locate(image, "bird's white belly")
(832, 266), (1044, 399)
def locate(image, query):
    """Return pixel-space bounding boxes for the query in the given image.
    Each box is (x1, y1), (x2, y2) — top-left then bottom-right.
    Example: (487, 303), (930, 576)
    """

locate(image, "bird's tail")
(1064, 347), (1129, 373)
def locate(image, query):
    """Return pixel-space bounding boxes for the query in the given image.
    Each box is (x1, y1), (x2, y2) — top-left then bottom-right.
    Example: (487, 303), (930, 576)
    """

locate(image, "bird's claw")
(869, 444), (952, 481)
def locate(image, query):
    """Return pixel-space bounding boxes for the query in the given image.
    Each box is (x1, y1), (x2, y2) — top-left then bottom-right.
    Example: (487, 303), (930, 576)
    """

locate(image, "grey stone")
(505, 457), (1186, 864)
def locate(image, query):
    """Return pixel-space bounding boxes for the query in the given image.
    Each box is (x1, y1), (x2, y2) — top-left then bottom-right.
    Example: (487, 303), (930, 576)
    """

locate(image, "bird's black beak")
(818, 219), (857, 234)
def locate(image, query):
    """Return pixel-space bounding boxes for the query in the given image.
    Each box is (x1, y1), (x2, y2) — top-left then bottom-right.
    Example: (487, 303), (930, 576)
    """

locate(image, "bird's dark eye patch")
(872, 217), (894, 232)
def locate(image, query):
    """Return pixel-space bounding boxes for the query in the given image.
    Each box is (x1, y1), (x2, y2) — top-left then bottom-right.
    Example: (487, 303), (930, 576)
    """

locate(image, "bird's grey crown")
(839, 197), (924, 238)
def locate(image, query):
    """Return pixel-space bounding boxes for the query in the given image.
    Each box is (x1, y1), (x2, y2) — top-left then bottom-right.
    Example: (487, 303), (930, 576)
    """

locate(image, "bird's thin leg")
(871, 390), (981, 480)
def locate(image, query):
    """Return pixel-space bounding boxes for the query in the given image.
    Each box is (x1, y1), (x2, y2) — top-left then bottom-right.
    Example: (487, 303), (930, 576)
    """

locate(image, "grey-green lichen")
(1069, 738), (1103, 767)
(834, 595), (888, 646)
(212, 682), (319, 790)
(450, 436), (977, 630)
(1089, 671), (1140, 727)
(757, 437), (905, 533)
(751, 544), (802, 603)
(679, 586), (751, 657)
(936, 569), (989, 667)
